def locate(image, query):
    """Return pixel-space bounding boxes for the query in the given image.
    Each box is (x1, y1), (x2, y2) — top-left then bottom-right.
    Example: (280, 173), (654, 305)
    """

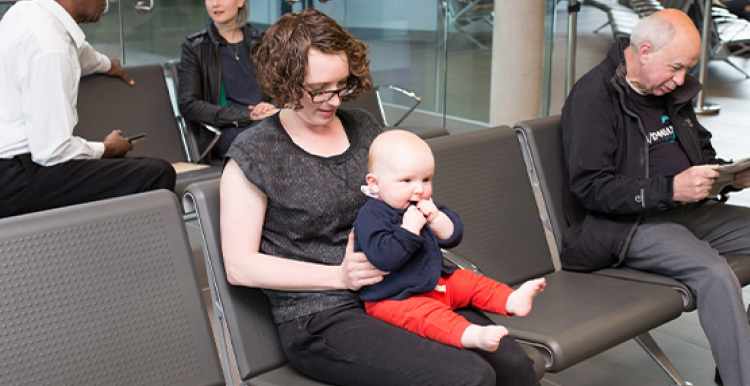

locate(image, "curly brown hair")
(253, 8), (372, 109)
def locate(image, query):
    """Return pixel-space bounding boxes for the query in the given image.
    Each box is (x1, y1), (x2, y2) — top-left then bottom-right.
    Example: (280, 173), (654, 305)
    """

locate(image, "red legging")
(365, 270), (514, 348)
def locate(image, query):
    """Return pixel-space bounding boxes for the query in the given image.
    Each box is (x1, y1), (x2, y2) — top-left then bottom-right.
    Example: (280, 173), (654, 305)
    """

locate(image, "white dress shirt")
(0, 0), (111, 166)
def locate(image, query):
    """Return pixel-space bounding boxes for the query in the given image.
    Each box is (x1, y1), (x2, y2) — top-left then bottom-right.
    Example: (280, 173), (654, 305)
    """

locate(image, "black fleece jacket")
(178, 21), (265, 128)
(560, 37), (727, 271)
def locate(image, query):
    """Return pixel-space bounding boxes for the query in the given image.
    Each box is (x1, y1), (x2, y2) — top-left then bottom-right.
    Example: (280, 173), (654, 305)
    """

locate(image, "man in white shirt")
(0, 0), (175, 218)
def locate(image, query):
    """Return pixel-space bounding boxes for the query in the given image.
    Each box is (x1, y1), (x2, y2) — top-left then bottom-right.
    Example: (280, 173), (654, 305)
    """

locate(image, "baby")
(353, 129), (546, 352)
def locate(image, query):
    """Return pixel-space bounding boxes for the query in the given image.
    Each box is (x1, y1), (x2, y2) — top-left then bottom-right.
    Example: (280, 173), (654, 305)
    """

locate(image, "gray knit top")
(226, 108), (382, 323)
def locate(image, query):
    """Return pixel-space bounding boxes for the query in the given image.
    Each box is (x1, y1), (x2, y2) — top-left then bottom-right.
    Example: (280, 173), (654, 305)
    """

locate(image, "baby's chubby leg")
(505, 278), (546, 317)
(461, 324), (508, 352)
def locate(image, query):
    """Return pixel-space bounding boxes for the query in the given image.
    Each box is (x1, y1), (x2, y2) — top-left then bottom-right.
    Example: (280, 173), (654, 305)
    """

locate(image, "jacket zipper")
(611, 74), (645, 262)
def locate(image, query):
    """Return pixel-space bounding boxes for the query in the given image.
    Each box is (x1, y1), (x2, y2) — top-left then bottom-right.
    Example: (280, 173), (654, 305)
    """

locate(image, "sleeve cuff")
(666, 175), (674, 195)
(96, 54), (112, 74)
(91, 142), (106, 159)
(664, 175), (679, 207)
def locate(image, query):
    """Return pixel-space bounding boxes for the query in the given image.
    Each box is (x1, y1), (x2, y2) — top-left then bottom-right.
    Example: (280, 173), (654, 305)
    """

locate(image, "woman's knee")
(487, 337), (540, 386)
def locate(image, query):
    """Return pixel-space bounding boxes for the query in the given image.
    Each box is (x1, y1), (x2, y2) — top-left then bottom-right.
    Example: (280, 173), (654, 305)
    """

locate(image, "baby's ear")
(365, 173), (379, 193)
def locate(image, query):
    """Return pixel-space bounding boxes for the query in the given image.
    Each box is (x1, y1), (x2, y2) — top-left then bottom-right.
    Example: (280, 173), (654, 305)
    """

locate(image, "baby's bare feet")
(506, 278), (546, 317)
(461, 325), (508, 352)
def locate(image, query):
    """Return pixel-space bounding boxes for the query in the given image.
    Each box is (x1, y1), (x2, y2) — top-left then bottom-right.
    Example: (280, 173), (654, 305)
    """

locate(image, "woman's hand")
(339, 231), (388, 291)
(248, 102), (279, 120)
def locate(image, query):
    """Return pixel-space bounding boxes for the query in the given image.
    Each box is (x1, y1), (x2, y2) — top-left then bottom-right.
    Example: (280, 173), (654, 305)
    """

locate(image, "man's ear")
(365, 173), (379, 194)
(638, 42), (653, 65)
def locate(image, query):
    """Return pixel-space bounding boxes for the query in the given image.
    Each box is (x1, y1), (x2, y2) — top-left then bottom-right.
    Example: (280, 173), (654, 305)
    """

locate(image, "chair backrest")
(0, 190), (224, 386)
(341, 91), (386, 127)
(513, 116), (567, 252)
(75, 64), (189, 163)
(183, 180), (289, 382)
(428, 126), (555, 286)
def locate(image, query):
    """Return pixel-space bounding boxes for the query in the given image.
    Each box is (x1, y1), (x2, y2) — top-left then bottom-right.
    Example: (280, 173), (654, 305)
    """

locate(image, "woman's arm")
(220, 160), (385, 291)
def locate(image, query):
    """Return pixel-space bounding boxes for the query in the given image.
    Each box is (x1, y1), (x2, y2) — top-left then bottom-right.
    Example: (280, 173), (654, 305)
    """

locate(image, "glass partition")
(70, 0), (564, 129)
(80, 0), (208, 65)
(441, 0), (494, 127)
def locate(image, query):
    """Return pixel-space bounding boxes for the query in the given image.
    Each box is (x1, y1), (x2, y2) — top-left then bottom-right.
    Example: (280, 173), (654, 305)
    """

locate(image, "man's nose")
(674, 69), (686, 86)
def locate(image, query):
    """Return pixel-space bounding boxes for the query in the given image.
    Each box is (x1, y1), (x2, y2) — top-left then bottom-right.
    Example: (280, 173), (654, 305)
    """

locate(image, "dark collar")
(206, 20), (227, 45)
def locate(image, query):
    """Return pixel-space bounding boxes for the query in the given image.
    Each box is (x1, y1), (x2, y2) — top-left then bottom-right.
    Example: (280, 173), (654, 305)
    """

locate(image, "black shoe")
(715, 367), (723, 386)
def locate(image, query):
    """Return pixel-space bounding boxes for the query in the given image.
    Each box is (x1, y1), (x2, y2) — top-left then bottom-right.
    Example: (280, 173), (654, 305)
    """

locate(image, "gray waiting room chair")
(513, 115), (750, 384)
(0, 189), (224, 386)
(513, 115), (750, 292)
(75, 63), (222, 198)
(426, 127), (687, 381)
(183, 178), (545, 386)
(184, 179), (332, 386)
(164, 60), (223, 165)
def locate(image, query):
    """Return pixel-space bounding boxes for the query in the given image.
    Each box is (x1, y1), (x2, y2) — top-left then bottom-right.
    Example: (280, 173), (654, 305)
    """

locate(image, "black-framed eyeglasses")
(301, 80), (358, 104)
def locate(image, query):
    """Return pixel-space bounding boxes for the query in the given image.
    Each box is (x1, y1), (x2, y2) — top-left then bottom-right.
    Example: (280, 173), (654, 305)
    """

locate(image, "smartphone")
(125, 133), (146, 144)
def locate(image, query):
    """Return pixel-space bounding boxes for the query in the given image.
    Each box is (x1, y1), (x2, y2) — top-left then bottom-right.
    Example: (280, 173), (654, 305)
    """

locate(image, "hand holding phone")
(125, 133), (146, 144)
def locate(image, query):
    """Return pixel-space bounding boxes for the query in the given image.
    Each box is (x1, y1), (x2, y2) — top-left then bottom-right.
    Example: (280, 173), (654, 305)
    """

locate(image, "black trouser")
(278, 303), (540, 386)
(0, 154), (176, 218)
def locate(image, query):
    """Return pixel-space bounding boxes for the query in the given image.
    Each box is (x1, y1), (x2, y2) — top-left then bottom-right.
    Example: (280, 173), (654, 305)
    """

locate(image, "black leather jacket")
(178, 21), (265, 128)
(560, 37), (728, 271)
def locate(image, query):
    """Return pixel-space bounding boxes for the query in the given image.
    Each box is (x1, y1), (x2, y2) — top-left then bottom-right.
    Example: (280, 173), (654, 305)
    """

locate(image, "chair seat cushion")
(491, 271), (684, 372)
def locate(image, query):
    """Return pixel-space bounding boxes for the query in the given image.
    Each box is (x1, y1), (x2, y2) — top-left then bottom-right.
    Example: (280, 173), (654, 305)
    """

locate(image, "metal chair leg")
(634, 332), (692, 386)
(724, 58), (750, 78)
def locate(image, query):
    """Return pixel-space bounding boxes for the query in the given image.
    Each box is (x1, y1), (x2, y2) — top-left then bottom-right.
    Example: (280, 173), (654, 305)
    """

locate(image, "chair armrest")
(197, 123), (222, 163)
(377, 85), (422, 127)
(441, 249), (483, 275)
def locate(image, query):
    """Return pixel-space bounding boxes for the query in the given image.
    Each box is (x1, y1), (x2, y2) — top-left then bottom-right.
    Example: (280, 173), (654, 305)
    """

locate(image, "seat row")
(3, 116), (748, 385)
(184, 117), (750, 385)
(3, 112), (748, 383)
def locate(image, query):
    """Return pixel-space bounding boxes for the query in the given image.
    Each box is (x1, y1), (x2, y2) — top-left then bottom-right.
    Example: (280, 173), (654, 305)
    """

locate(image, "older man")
(561, 9), (750, 386)
(0, 0), (175, 218)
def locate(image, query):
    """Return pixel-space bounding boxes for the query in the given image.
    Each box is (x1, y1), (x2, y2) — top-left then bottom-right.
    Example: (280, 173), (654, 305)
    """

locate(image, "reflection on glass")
(75, 0), (502, 127)
(441, 0), (493, 125)
(79, 1), (122, 61)
(82, 0), (210, 65)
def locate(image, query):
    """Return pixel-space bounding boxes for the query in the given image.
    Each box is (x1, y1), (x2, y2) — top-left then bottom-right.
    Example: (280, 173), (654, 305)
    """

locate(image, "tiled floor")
(183, 4), (750, 386)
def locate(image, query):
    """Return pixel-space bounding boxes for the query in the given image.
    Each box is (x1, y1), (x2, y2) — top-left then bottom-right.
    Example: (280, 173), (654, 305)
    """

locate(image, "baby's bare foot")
(461, 325), (508, 352)
(506, 278), (546, 317)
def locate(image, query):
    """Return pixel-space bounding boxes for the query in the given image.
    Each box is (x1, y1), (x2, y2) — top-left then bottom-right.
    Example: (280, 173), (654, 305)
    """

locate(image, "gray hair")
(630, 13), (677, 53)
(236, 0), (248, 29)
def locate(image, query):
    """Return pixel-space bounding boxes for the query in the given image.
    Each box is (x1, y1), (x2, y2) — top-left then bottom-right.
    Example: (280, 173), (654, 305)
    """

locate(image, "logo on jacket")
(648, 115), (676, 145)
